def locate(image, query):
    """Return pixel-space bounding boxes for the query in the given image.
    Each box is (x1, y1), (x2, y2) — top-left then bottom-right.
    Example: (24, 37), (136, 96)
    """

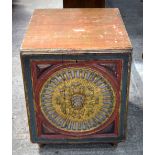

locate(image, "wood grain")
(21, 9), (132, 52)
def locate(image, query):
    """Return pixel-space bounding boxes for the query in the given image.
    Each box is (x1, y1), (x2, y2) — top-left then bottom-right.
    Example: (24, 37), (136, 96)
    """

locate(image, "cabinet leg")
(39, 144), (46, 148)
(110, 143), (118, 147)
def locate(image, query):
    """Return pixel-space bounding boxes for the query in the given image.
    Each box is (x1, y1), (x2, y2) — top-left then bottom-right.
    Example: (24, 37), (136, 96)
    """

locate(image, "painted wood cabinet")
(20, 9), (132, 145)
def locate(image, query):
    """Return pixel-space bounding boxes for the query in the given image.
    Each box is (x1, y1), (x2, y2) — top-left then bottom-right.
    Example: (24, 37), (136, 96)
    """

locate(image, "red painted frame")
(31, 60), (123, 139)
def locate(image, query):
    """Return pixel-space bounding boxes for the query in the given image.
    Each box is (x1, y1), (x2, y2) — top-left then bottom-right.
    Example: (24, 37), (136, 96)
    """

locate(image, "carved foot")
(39, 144), (46, 148)
(110, 143), (118, 147)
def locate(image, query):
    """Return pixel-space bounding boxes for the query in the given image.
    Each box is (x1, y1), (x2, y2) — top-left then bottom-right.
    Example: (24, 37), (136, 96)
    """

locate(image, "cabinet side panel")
(118, 52), (132, 140)
(124, 53), (132, 140)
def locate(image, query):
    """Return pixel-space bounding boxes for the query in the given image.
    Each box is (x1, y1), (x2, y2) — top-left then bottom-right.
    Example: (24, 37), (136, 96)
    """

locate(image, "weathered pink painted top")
(21, 8), (132, 52)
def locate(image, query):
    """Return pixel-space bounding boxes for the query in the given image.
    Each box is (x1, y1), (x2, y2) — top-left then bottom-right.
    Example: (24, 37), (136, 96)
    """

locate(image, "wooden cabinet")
(20, 9), (132, 145)
(63, 0), (105, 8)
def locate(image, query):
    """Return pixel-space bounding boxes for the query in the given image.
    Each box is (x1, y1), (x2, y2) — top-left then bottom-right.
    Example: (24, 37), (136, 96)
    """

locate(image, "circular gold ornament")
(40, 67), (116, 133)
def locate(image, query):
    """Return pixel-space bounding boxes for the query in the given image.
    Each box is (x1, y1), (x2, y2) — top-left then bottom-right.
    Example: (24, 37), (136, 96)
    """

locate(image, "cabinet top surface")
(21, 8), (132, 53)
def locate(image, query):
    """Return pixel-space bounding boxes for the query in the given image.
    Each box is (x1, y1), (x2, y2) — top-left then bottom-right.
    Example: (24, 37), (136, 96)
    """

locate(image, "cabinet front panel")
(30, 59), (123, 140)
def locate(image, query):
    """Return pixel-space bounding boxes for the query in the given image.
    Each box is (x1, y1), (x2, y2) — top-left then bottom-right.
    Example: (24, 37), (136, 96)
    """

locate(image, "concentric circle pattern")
(40, 67), (116, 133)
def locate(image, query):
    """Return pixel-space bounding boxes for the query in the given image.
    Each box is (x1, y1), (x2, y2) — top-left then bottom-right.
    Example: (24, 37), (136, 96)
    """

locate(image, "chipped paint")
(119, 31), (123, 35)
(113, 25), (116, 29)
(92, 19), (101, 23)
(73, 28), (85, 32)
(99, 35), (104, 38)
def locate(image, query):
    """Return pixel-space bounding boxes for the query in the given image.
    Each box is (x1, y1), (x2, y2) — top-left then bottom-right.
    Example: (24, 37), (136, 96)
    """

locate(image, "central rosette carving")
(55, 81), (101, 120)
(70, 82), (85, 110)
(71, 94), (85, 109)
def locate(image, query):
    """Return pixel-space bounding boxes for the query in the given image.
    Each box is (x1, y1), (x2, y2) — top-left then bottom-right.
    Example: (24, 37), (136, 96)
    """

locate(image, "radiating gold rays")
(40, 67), (116, 132)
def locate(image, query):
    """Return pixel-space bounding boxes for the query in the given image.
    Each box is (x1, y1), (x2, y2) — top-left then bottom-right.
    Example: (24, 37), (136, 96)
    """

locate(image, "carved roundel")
(39, 66), (116, 135)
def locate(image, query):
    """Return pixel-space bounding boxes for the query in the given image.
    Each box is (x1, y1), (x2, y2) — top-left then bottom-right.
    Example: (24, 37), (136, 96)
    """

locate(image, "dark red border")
(31, 60), (122, 138)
